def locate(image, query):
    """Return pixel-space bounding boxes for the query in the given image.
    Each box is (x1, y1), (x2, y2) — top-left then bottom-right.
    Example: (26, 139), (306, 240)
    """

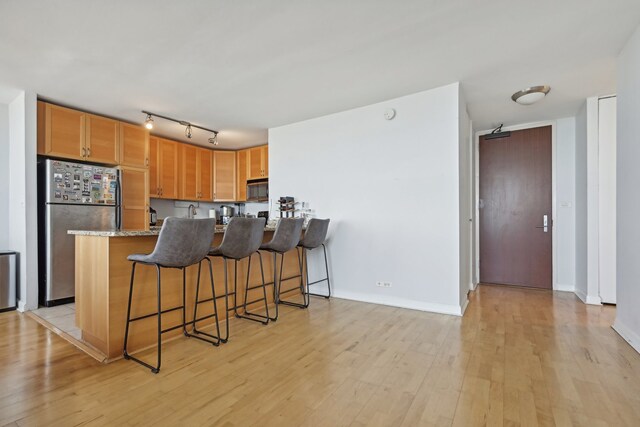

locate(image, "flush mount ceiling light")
(144, 114), (154, 130)
(511, 85), (551, 105)
(141, 110), (219, 144)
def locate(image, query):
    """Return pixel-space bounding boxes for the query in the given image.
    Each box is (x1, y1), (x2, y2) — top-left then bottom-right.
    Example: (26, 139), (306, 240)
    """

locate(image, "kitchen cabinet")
(39, 102), (86, 161)
(37, 102), (120, 164)
(179, 144), (213, 201)
(85, 114), (119, 164)
(198, 148), (213, 201)
(119, 123), (149, 169)
(120, 166), (149, 230)
(236, 149), (248, 201)
(213, 151), (236, 201)
(149, 137), (178, 199)
(248, 145), (268, 179)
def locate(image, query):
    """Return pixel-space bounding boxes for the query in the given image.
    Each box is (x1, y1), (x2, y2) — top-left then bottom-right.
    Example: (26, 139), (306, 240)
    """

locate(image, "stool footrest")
(279, 300), (309, 309)
(129, 305), (184, 323)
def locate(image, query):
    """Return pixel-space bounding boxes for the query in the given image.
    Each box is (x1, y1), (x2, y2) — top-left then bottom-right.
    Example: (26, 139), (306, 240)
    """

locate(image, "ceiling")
(1, 1), (639, 147)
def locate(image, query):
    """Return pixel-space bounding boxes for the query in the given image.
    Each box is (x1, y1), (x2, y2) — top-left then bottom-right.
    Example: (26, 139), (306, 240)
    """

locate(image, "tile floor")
(30, 303), (81, 340)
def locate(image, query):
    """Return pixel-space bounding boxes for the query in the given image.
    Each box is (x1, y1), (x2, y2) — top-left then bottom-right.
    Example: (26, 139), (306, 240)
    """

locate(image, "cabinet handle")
(160, 188), (163, 196)
(87, 147), (91, 157)
(82, 147), (86, 158)
(145, 158), (149, 166)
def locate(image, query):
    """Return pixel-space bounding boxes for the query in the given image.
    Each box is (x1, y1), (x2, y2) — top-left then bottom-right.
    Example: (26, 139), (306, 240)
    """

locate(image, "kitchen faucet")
(187, 204), (197, 219)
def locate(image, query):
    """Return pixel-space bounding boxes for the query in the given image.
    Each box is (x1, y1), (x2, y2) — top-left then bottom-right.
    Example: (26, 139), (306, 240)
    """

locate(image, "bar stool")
(259, 218), (305, 320)
(123, 217), (219, 374)
(298, 218), (332, 300)
(207, 217), (268, 343)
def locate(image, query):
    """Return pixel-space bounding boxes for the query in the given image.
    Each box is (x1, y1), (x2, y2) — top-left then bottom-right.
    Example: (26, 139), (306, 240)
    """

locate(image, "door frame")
(472, 120), (558, 291)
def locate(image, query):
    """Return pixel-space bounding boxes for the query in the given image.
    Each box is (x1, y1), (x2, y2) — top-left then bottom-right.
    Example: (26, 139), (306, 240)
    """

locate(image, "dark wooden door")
(479, 126), (552, 289)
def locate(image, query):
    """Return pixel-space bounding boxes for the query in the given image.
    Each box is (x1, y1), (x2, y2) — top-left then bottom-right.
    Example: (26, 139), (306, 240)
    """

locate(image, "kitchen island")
(69, 226), (304, 361)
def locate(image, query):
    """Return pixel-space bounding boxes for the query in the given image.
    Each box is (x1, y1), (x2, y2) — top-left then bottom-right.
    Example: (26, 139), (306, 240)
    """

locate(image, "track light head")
(144, 114), (154, 130)
(185, 124), (192, 139)
(208, 133), (219, 146)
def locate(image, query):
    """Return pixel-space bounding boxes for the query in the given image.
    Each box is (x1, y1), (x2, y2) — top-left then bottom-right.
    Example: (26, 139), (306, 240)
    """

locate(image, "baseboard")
(460, 297), (469, 315)
(332, 290), (465, 317)
(554, 283), (575, 292)
(612, 319), (640, 355)
(575, 289), (602, 305)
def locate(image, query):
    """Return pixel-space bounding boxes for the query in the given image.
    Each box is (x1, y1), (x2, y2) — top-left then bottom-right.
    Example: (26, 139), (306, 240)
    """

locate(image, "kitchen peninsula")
(69, 226), (303, 361)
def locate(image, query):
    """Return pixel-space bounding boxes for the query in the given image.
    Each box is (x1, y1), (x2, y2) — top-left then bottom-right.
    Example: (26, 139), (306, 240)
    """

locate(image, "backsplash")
(150, 198), (270, 220)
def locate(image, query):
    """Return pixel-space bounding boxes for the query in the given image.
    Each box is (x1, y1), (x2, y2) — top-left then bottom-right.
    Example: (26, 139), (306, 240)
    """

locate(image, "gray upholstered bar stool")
(259, 217), (305, 321)
(123, 217), (219, 374)
(298, 218), (332, 300)
(207, 217), (268, 343)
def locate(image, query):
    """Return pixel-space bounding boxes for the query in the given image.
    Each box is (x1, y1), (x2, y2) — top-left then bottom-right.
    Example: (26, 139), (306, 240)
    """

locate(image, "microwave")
(247, 179), (268, 202)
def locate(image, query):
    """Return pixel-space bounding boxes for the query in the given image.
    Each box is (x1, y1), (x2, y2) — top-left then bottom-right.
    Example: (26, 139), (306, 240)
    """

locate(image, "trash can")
(0, 251), (17, 312)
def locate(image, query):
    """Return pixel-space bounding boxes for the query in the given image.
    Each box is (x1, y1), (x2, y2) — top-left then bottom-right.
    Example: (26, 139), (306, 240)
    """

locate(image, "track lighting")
(141, 110), (220, 145)
(144, 114), (154, 130)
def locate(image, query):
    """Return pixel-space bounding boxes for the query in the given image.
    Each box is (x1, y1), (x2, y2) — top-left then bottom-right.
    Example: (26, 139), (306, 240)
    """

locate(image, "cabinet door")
(236, 149), (248, 201)
(86, 114), (119, 164)
(159, 139), (179, 199)
(45, 103), (85, 160)
(248, 146), (263, 179)
(214, 151), (236, 201)
(198, 148), (213, 201)
(120, 167), (149, 231)
(119, 123), (149, 168)
(261, 145), (269, 178)
(180, 144), (199, 201)
(149, 137), (160, 198)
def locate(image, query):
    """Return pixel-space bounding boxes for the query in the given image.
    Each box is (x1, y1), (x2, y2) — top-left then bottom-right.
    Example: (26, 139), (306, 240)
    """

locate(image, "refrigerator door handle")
(116, 175), (122, 230)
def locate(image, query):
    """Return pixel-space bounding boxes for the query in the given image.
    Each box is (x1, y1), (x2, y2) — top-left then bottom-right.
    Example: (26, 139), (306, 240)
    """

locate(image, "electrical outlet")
(376, 281), (392, 288)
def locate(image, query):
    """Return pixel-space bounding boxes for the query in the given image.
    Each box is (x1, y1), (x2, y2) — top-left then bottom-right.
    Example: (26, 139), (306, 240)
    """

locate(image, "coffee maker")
(220, 205), (235, 225)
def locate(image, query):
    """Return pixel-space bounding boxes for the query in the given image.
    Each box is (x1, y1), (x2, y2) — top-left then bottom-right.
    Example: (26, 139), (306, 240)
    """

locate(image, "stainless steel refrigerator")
(38, 159), (120, 306)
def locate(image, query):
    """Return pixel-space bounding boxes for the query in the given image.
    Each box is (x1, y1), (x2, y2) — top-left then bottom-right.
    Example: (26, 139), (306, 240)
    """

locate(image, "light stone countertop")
(68, 224), (278, 237)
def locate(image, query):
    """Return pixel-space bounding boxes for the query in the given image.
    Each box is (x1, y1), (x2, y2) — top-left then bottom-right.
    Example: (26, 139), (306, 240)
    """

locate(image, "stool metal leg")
(123, 262), (137, 360)
(307, 244), (332, 299)
(238, 252), (270, 324)
(279, 250), (309, 309)
(186, 259), (221, 346)
(189, 261), (203, 336)
(123, 264), (162, 374)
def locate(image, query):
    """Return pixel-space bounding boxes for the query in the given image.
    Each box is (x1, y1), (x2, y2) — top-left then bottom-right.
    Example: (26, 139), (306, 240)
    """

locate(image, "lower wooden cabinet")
(213, 151), (236, 201)
(120, 166), (149, 230)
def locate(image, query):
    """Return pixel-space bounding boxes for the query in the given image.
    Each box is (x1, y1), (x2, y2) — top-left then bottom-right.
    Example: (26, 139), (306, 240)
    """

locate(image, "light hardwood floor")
(1, 285), (639, 426)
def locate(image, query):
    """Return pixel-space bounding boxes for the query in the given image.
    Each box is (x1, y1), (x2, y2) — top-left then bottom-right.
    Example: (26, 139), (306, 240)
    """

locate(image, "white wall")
(8, 91), (38, 311)
(458, 90), (472, 309)
(0, 103), (9, 249)
(614, 25), (640, 353)
(598, 96), (617, 304)
(574, 98), (602, 305)
(556, 117), (576, 291)
(269, 83), (466, 315)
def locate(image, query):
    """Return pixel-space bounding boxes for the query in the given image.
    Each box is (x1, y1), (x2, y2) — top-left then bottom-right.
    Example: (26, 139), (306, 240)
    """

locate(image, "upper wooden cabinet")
(119, 123), (149, 169)
(178, 144), (213, 201)
(86, 114), (119, 164)
(179, 144), (198, 201)
(149, 137), (179, 199)
(120, 166), (149, 231)
(247, 145), (268, 179)
(214, 151), (236, 201)
(236, 149), (248, 202)
(39, 102), (86, 161)
(198, 148), (213, 201)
